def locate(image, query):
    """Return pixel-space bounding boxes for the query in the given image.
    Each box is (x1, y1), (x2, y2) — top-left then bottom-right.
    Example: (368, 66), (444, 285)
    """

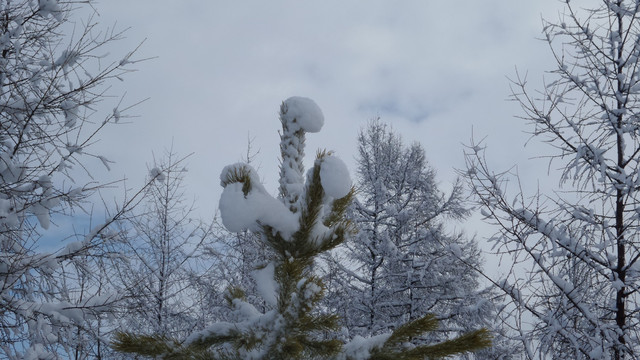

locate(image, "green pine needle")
(112, 332), (178, 357)
(385, 314), (439, 346)
(405, 328), (493, 359)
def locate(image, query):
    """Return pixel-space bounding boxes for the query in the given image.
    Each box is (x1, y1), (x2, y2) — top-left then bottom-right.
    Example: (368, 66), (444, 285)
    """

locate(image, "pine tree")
(114, 97), (491, 359)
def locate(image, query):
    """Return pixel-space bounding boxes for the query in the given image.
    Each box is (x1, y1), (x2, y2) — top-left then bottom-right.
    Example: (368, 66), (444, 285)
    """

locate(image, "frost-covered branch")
(465, 2), (640, 357)
(0, 1), (153, 358)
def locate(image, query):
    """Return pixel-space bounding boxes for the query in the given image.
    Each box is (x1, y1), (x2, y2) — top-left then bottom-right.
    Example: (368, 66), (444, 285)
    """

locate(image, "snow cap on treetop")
(281, 96), (324, 133)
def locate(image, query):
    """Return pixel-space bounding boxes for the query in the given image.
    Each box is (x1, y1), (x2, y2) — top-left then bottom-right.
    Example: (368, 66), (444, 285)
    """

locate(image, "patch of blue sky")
(35, 211), (106, 254)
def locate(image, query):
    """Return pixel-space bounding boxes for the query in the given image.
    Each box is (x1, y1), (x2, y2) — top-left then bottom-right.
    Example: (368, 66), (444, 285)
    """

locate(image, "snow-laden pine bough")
(114, 97), (492, 359)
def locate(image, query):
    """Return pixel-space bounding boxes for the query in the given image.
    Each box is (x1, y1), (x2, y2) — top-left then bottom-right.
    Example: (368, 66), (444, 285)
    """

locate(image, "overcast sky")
(80, 1), (570, 256)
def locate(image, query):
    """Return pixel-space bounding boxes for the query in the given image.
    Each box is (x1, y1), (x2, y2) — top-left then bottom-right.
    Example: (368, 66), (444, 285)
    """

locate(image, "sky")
(75, 1), (571, 265)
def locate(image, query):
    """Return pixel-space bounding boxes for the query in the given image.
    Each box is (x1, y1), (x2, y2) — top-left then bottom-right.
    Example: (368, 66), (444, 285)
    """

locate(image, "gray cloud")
(83, 0), (565, 228)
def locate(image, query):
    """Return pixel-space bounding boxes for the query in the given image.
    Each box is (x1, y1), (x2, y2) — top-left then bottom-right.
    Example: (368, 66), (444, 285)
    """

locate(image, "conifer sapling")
(113, 97), (492, 359)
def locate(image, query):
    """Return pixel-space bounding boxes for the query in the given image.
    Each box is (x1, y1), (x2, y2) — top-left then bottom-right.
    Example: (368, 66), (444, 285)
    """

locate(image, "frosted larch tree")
(112, 150), (216, 341)
(465, 1), (640, 358)
(0, 0), (155, 358)
(324, 120), (514, 359)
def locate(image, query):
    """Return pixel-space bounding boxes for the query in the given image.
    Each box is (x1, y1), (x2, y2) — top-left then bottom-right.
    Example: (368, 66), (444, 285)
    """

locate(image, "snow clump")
(150, 167), (165, 182)
(38, 0), (62, 21)
(280, 96), (324, 133)
(320, 155), (351, 198)
(252, 263), (277, 307)
(219, 163), (298, 237)
(339, 334), (391, 360)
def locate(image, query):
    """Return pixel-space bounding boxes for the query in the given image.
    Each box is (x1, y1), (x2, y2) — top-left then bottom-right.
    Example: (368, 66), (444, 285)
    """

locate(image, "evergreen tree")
(114, 97), (491, 359)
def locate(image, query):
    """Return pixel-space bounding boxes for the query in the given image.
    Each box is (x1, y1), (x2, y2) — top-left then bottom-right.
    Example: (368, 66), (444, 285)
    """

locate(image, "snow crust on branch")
(278, 96), (324, 213)
(338, 334), (391, 360)
(219, 163), (298, 237)
(252, 263), (277, 307)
